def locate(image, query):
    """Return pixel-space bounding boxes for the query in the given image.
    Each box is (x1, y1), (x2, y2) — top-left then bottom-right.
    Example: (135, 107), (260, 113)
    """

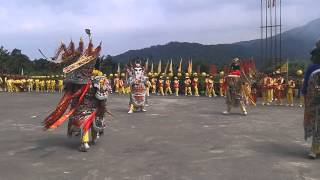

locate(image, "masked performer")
(303, 41), (320, 158)
(43, 36), (111, 152)
(222, 58), (255, 116)
(127, 61), (148, 113)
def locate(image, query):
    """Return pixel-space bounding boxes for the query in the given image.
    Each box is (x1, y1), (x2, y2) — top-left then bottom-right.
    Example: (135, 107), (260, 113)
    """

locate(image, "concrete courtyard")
(0, 92), (318, 180)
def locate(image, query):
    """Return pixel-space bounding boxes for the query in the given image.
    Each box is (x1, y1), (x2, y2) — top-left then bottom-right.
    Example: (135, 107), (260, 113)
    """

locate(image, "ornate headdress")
(53, 34), (102, 84)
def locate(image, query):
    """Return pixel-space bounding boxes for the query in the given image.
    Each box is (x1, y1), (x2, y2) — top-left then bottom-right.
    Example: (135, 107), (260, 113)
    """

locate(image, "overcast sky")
(0, 0), (319, 59)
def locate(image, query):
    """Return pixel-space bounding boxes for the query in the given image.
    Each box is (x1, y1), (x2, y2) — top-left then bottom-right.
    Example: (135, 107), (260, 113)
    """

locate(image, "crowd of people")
(0, 76), (64, 93)
(0, 71), (304, 107)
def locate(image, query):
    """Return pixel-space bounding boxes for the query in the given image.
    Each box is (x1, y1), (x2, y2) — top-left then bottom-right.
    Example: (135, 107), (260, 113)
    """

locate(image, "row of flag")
(113, 58), (257, 76)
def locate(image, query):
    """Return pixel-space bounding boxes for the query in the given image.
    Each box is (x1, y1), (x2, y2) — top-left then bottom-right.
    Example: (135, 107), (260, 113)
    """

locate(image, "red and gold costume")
(274, 76), (285, 105)
(43, 36), (111, 152)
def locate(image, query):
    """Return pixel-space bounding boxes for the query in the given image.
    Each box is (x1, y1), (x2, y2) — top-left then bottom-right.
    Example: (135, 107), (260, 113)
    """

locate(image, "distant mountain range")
(112, 18), (320, 67)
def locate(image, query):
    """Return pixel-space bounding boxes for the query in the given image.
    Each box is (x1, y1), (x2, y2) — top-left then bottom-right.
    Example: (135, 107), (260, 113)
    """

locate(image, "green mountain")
(112, 18), (320, 67)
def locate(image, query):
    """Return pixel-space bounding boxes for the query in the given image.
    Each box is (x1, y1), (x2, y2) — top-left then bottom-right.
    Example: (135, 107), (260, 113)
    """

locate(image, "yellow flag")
(188, 59), (192, 75)
(164, 60), (169, 74)
(178, 58), (182, 73)
(117, 63), (120, 74)
(151, 62), (154, 73)
(158, 60), (162, 74)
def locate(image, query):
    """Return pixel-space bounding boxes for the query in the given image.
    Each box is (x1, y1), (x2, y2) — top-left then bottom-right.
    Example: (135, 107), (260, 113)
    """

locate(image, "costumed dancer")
(173, 76), (180, 96)
(127, 61), (148, 113)
(46, 78), (51, 93)
(58, 79), (64, 93)
(205, 74), (210, 96)
(261, 74), (269, 105)
(192, 73), (199, 96)
(158, 76), (165, 96)
(184, 75), (192, 96)
(274, 74), (285, 105)
(208, 75), (217, 97)
(151, 74), (157, 94)
(286, 79), (295, 106)
(50, 79), (56, 93)
(145, 77), (151, 97)
(302, 40), (320, 158)
(40, 79), (45, 92)
(43, 35), (111, 152)
(165, 76), (172, 95)
(113, 74), (120, 93)
(219, 71), (226, 97)
(118, 77), (125, 94)
(27, 78), (34, 92)
(222, 58), (255, 116)
(266, 75), (274, 105)
(35, 79), (40, 92)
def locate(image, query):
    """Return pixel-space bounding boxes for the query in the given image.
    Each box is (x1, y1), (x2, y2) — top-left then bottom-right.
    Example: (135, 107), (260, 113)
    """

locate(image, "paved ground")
(0, 92), (319, 180)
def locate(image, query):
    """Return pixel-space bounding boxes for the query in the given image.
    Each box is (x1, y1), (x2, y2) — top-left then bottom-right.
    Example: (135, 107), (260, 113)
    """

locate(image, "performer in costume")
(286, 79), (295, 106)
(173, 76), (180, 96)
(40, 80), (45, 92)
(50, 79), (56, 93)
(222, 58), (255, 116)
(303, 41), (320, 158)
(43, 35), (111, 152)
(184, 76), (192, 96)
(145, 77), (151, 97)
(219, 72), (226, 97)
(127, 61), (148, 113)
(266, 74), (274, 105)
(261, 74), (269, 105)
(165, 76), (172, 95)
(158, 76), (165, 96)
(274, 74), (285, 106)
(192, 73), (200, 96)
(46, 78), (51, 93)
(118, 77), (125, 94)
(205, 74), (210, 96)
(151, 75), (157, 94)
(113, 74), (120, 93)
(208, 76), (217, 97)
(27, 78), (34, 92)
(35, 79), (40, 92)
(58, 79), (64, 93)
